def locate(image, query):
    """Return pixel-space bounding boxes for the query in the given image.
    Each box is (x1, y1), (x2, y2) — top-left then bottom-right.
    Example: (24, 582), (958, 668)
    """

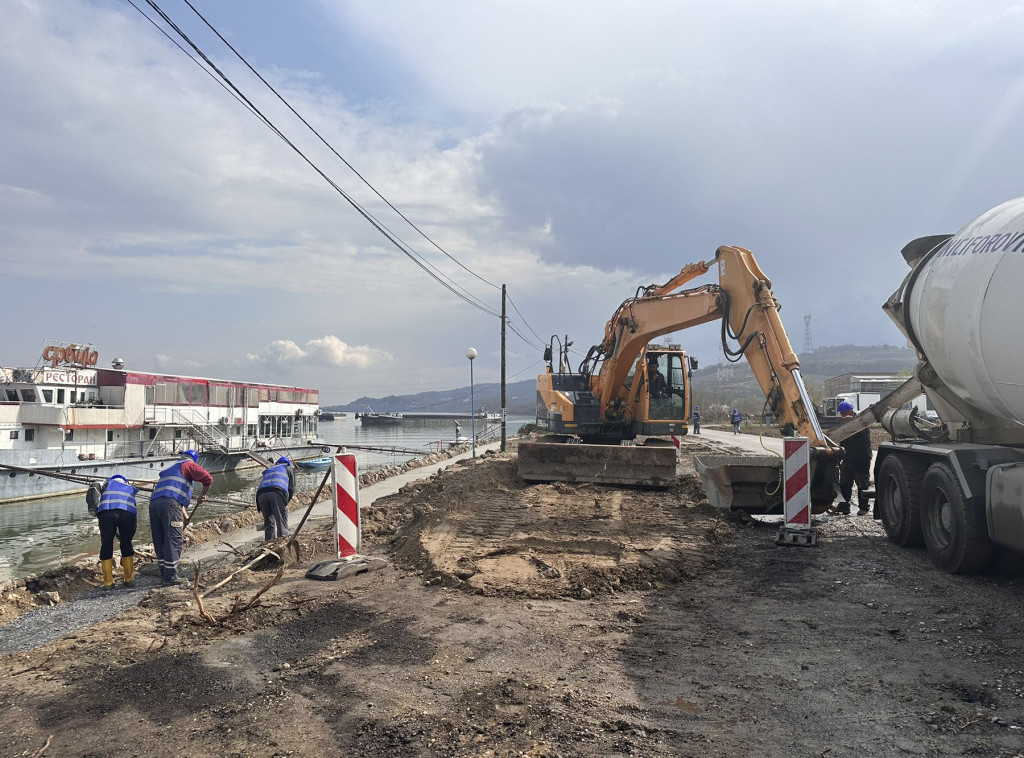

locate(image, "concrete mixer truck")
(827, 197), (1024, 574)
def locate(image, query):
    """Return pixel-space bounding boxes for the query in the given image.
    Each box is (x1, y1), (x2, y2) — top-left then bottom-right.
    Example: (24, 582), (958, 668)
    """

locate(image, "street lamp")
(466, 347), (478, 458)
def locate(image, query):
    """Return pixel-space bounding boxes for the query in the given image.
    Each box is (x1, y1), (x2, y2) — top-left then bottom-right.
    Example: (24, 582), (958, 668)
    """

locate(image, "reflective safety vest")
(97, 478), (138, 515)
(152, 461), (194, 508)
(258, 464), (290, 495)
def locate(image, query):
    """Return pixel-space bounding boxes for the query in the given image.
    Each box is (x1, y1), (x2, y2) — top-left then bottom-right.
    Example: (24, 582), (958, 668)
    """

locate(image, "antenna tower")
(803, 314), (813, 354)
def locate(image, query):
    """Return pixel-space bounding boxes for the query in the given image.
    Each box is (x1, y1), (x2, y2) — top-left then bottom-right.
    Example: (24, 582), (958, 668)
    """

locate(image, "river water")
(0, 413), (530, 584)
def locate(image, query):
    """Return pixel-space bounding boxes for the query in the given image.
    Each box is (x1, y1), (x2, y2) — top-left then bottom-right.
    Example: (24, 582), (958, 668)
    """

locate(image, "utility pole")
(500, 284), (507, 452)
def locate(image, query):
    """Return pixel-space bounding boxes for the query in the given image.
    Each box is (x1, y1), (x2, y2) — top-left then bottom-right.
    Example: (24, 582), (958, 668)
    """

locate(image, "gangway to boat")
(172, 408), (230, 454)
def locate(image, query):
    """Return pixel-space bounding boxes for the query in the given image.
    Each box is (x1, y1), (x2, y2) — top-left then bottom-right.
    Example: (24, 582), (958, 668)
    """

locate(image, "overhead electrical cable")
(178, 0), (501, 294)
(132, 0), (500, 318)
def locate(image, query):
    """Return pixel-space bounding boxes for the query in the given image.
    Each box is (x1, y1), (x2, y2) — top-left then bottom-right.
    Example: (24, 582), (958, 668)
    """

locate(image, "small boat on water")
(356, 409), (404, 426)
(295, 456), (332, 470)
(0, 340), (328, 503)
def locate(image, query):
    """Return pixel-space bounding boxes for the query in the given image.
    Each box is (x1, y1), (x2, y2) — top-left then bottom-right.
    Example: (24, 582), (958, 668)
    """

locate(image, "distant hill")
(330, 382), (537, 416)
(690, 344), (917, 416)
(327, 344), (918, 416)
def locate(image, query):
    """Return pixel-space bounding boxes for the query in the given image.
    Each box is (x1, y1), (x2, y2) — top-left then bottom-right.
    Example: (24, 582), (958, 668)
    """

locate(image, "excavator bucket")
(518, 437), (678, 488)
(694, 452), (840, 514)
(693, 454), (784, 513)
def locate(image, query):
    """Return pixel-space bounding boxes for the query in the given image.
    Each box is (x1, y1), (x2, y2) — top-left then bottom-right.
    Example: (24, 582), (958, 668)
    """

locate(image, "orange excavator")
(518, 245), (843, 512)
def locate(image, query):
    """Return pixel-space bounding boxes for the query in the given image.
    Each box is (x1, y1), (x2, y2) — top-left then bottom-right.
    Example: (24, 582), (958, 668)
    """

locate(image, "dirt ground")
(2, 435), (1024, 758)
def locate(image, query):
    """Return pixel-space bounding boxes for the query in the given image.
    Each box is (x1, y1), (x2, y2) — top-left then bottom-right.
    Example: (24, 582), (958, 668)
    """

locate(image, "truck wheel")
(920, 463), (993, 574)
(877, 454), (924, 547)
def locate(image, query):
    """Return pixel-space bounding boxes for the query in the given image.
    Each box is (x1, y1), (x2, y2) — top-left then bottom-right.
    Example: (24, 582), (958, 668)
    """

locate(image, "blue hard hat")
(277, 456), (291, 466)
(109, 474), (128, 483)
(180, 449), (199, 462)
(837, 401), (855, 415)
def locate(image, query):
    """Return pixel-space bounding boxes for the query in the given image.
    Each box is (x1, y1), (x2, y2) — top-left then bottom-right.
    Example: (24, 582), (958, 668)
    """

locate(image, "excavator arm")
(589, 245), (830, 447)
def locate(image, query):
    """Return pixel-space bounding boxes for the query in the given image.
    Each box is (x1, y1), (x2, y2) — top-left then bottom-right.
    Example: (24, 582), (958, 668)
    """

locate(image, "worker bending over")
(96, 474), (140, 588)
(149, 450), (212, 585)
(255, 456), (295, 541)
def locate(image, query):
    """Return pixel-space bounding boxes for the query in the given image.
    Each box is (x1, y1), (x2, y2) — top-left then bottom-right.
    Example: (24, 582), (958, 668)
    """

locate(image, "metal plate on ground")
(305, 556), (388, 581)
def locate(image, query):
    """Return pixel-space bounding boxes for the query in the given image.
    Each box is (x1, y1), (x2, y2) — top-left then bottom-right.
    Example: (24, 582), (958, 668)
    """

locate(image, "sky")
(3, 0), (1024, 405)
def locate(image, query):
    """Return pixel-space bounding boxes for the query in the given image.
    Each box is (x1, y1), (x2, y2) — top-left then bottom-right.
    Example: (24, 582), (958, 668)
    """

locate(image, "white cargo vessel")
(0, 342), (326, 502)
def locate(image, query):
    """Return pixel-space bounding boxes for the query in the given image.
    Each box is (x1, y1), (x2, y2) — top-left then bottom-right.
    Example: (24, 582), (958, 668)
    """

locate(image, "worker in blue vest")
(149, 450), (212, 585)
(256, 456), (295, 541)
(691, 406), (701, 434)
(96, 474), (139, 588)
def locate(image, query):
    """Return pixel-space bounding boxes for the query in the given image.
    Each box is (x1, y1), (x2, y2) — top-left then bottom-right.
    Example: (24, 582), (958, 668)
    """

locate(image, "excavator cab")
(626, 346), (690, 431)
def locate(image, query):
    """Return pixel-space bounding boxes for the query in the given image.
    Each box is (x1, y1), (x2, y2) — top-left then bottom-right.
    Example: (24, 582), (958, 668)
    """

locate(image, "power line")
(179, 0), (501, 295)
(126, 0), (555, 360)
(132, 0), (501, 318)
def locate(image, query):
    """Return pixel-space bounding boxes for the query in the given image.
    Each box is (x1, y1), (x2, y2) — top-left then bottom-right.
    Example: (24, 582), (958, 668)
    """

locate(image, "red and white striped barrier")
(778, 437), (817, 546)
(671, 435), (681, 460)
(332, 453), (361, 559)
(783, 437), (810, 527)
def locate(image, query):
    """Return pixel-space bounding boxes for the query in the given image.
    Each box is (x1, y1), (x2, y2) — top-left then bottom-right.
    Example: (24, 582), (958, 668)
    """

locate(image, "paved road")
(690, 426), (785, 455)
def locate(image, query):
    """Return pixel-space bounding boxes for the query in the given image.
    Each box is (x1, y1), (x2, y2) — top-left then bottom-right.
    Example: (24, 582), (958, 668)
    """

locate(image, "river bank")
(0, 439), (487, 622)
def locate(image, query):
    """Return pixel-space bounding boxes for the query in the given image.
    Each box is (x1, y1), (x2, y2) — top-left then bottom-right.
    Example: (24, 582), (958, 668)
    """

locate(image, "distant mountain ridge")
(326, 344), (918, 415)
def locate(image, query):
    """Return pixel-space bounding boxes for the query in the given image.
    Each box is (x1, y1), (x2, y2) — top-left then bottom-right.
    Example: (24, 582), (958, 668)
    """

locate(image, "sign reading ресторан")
(41, 343), (99, 369)
(41, 369), (97, 386)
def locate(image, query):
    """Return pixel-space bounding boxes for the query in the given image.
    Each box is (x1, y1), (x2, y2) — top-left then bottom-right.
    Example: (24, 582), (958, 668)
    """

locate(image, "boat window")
(65, 430), (74, 441)
(149, 428), (158, 440)
(22, 388), (36, 402)
(145, 385), (155, 404)
(210, 385), (230, 406)
(57, 388), (65, 404)
(25, 429), (34, 442)
(9, 430), (18, 440)
(5, 389), (17, 402)
(42, 389), (53, 403)
(107, 430), (114, 442)
(188, 382), (206, 405)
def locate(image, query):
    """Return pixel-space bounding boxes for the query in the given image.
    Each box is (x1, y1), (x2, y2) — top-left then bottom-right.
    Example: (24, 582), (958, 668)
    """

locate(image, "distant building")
(823, 372), (910, 398)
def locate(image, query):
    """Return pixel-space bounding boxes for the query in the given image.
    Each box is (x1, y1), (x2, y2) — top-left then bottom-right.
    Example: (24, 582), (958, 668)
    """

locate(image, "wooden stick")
(31, 735), (53, 758)
(199, 549), (281, 598)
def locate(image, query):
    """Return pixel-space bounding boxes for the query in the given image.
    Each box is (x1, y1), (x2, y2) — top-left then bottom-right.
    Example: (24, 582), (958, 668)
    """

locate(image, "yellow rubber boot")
(121, 556), (135, 587)
(100, 559), (114, 588)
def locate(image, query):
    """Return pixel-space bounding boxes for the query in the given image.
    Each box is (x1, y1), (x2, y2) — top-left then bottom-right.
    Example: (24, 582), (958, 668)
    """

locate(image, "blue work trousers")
(149, 497), (185, 582)
(256, 489), (290, 541)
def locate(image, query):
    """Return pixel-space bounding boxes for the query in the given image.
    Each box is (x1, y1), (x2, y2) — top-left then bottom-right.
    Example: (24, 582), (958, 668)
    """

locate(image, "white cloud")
(247, 336), (390, 369)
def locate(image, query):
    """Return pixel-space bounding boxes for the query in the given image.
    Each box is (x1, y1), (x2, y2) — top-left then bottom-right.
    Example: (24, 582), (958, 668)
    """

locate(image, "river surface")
(0, 414), (530, 584)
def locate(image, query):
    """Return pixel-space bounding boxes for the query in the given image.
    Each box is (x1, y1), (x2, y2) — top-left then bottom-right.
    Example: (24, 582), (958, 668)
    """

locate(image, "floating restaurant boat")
(0, 341), (327, 503)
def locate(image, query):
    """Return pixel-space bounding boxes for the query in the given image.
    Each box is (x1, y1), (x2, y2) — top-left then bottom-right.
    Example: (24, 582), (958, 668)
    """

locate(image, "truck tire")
(877, 454), (924, 547)
(919, 462), (993, 574)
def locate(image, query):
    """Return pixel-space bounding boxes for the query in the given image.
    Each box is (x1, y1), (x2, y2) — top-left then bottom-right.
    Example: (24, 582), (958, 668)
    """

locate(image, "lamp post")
(466, 347), (477, 458)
